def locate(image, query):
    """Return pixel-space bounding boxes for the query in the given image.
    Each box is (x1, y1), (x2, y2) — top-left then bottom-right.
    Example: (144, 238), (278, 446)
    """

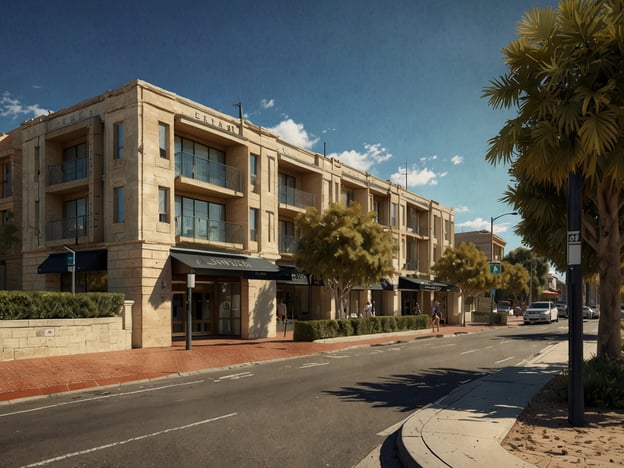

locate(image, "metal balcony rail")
(175, 215), (242, 244)
(278, 185), (315, 209)
(278, 234), (297, 254)
(45, 215), (88, 241)
(47, 159), (88, 186)
(174, 152), (241, 192)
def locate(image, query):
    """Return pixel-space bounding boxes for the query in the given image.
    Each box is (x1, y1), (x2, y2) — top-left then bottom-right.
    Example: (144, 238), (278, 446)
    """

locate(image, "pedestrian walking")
(277, 299), (287, 323)
(431, 300), (441, 332)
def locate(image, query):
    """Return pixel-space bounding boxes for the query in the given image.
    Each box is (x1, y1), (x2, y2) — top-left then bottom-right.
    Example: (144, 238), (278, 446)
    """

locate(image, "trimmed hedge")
(0, 291), (125, 320)
(293, 314), (430, 341)
(471, 311), (508, 325)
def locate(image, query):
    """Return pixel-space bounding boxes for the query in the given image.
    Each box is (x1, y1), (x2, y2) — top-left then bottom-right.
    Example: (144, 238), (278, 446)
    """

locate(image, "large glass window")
(278, 220), (295, 253)
(63, 197), (88, 238)
(113, 186), (125, 223)
(278, 173), (296, 205)
(174, 136), (226, 186)
(175, 196), (227, 242)
(63, 143), (88, 182)
(114, 122), (124, 159)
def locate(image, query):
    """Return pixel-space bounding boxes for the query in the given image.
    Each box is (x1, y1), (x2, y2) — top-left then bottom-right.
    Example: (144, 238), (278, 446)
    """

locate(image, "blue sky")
(1, 0), (559, 253)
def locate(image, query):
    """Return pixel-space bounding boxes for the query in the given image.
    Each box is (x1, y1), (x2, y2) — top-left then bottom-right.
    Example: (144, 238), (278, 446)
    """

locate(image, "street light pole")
(489, 211), (517, 325)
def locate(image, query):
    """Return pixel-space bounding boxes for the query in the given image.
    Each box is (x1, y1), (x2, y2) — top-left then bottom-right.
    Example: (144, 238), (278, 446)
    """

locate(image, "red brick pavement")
(0, 318), (522, 403)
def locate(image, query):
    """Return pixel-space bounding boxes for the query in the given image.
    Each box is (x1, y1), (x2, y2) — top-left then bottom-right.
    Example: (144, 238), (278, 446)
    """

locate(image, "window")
(159, 122), (169, 159)
(159, 187), (169, 222)
(342, 190), (355, 207)
(113, 186), (125, 223)
(174, 196), (228, 242)
(278, 173), (296, 204)
(249, 208), (258, 242)
(63, 197), (88, 238)
(62, 143), (88, 182)
(278, 219), (295, 253)
(1, 161), (12, 198)
(113, 122), (124, 159)
(391, 203), (398, 226)
(250, 154), (258, 191)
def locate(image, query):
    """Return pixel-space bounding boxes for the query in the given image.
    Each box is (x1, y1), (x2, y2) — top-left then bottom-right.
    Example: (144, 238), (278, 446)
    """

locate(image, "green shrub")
(293, 314), (430, 341)
(0, 291), (125, 320)
(554, 354), (624, 410)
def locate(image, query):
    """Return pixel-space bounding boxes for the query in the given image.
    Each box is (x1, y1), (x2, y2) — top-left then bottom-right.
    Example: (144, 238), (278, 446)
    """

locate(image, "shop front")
(170, 247), (279, 339)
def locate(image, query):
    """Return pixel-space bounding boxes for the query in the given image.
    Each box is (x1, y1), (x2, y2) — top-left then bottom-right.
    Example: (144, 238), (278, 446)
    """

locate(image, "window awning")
(38, 249), (107, 274)
(398, 276), (458, 292)
(170, 248), (279, 279)
(274, 265), (310, 285)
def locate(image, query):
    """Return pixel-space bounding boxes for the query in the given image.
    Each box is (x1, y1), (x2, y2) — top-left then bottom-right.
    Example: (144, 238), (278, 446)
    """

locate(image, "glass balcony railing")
(45, 215), (88, 241)
(279, 185), (315, 209)
(48, 159), (88, 186)
(175, 215), (242, 244)
(278, 234), (297, 254)
(175, 152), (241, 192)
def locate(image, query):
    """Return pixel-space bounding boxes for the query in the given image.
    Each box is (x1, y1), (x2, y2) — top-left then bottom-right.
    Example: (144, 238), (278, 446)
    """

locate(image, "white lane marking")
(459, 379), (473, 384)
(495, 356), (516, 364)
(20, 413), (237, 467)
(299, 362), (329, 368)
(0, 380), (205, 418)
(459, 349), (479, 355)
(325, 354), (350, 359)
(214, 372), (254, 382)
(431, 343), (456, 349)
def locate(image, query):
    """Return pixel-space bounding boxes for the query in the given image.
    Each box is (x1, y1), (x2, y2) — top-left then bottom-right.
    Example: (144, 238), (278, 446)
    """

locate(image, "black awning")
(398, 276), (458, 292)
(170, 248), (279, 279)
(38, 249), (107, 274)
(274, 266), (310, 285)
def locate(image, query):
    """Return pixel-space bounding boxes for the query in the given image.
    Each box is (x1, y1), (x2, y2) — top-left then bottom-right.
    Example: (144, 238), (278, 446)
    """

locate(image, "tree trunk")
(596, 186), (622, 359)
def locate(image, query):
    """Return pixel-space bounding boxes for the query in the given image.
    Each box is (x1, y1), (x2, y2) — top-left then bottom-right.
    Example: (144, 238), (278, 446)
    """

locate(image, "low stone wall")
(0, 300), (134, 361)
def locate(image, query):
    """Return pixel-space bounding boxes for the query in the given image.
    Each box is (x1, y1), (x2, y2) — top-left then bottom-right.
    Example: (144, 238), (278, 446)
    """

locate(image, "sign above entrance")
(170, 249), (279, 278)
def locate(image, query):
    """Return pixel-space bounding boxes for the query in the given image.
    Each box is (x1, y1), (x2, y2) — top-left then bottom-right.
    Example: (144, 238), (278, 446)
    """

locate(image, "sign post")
(64, 245), (76, 295)
(489, 263), (500, 325)
(186, 272), (195, 350)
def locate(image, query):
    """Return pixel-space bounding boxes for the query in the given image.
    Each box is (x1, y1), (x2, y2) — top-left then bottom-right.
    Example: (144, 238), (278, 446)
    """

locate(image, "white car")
(523, 301), (559, 324)
(582, 306), (599, 319)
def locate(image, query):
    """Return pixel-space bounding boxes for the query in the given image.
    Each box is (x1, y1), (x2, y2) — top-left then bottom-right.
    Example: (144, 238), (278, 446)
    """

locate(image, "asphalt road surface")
(1, 320), (596, 468)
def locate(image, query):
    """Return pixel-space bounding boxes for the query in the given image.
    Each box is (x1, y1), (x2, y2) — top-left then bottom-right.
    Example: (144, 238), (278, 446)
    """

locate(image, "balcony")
(45, 215), (88, 241)
(406, 223), (428, 237)
(279, 185), (315, 210)
(279, 234), (297, 254)
(48, 159), (88, 186)
(175, 152), (241, 192)
(175, 215), (242, 244)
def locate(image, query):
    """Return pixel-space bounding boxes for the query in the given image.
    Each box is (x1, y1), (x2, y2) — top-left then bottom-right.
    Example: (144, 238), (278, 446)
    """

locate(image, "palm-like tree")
(483, 0), (624, 358)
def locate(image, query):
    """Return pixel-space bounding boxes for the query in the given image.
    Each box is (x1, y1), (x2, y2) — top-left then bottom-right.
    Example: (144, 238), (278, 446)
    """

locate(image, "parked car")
(582, 306), (599, 319)
(496, 301), (513, 316)
(555, 301), (568, 319)
(523, 301), (559, 324)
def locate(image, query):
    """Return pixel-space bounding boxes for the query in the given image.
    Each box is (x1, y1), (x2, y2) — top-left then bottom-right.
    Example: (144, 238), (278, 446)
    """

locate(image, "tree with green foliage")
(294, 203), (395, 318)
(504, 248), (550, 303)
(496, 261), (530, 307)
(431, 242), (495, 308)
(483, 0), (624, 358)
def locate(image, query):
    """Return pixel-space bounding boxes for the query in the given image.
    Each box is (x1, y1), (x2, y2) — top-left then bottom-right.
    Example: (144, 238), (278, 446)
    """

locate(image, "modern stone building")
(0, 80), (457, 348)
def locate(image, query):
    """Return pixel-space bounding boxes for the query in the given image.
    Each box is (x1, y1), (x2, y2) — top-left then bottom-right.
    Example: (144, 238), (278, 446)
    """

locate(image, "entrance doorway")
(171, 290), (213, 338)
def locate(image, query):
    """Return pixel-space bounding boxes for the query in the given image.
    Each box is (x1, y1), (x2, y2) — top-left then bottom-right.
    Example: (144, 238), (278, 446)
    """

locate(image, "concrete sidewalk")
(397, 338), (592, 467)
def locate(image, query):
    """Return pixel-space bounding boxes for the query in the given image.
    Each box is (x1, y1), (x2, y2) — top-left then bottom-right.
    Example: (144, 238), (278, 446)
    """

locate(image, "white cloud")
(329, 143), (393, 172)
(0, 93), (51, 120)
(457, 217), (513, 234)
(268, 118), (319, 149)
(455, 205), (469, 213)
(390, 166), (438, 187)
(451, 155), (463, 165)
(260, 98), (275, 109)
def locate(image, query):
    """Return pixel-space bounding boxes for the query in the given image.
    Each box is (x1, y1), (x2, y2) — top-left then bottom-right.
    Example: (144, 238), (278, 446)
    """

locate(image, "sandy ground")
(502, 376), (624, 467)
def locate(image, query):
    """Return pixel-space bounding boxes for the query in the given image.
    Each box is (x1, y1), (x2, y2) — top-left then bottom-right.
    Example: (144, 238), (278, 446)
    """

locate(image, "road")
(0, 320), (597, 468)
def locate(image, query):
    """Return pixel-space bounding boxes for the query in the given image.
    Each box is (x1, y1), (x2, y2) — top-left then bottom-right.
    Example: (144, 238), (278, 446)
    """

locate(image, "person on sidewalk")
(362, 301), (372, 318)
(431, 300), (441, 332)
(277, 300), (287, 323)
